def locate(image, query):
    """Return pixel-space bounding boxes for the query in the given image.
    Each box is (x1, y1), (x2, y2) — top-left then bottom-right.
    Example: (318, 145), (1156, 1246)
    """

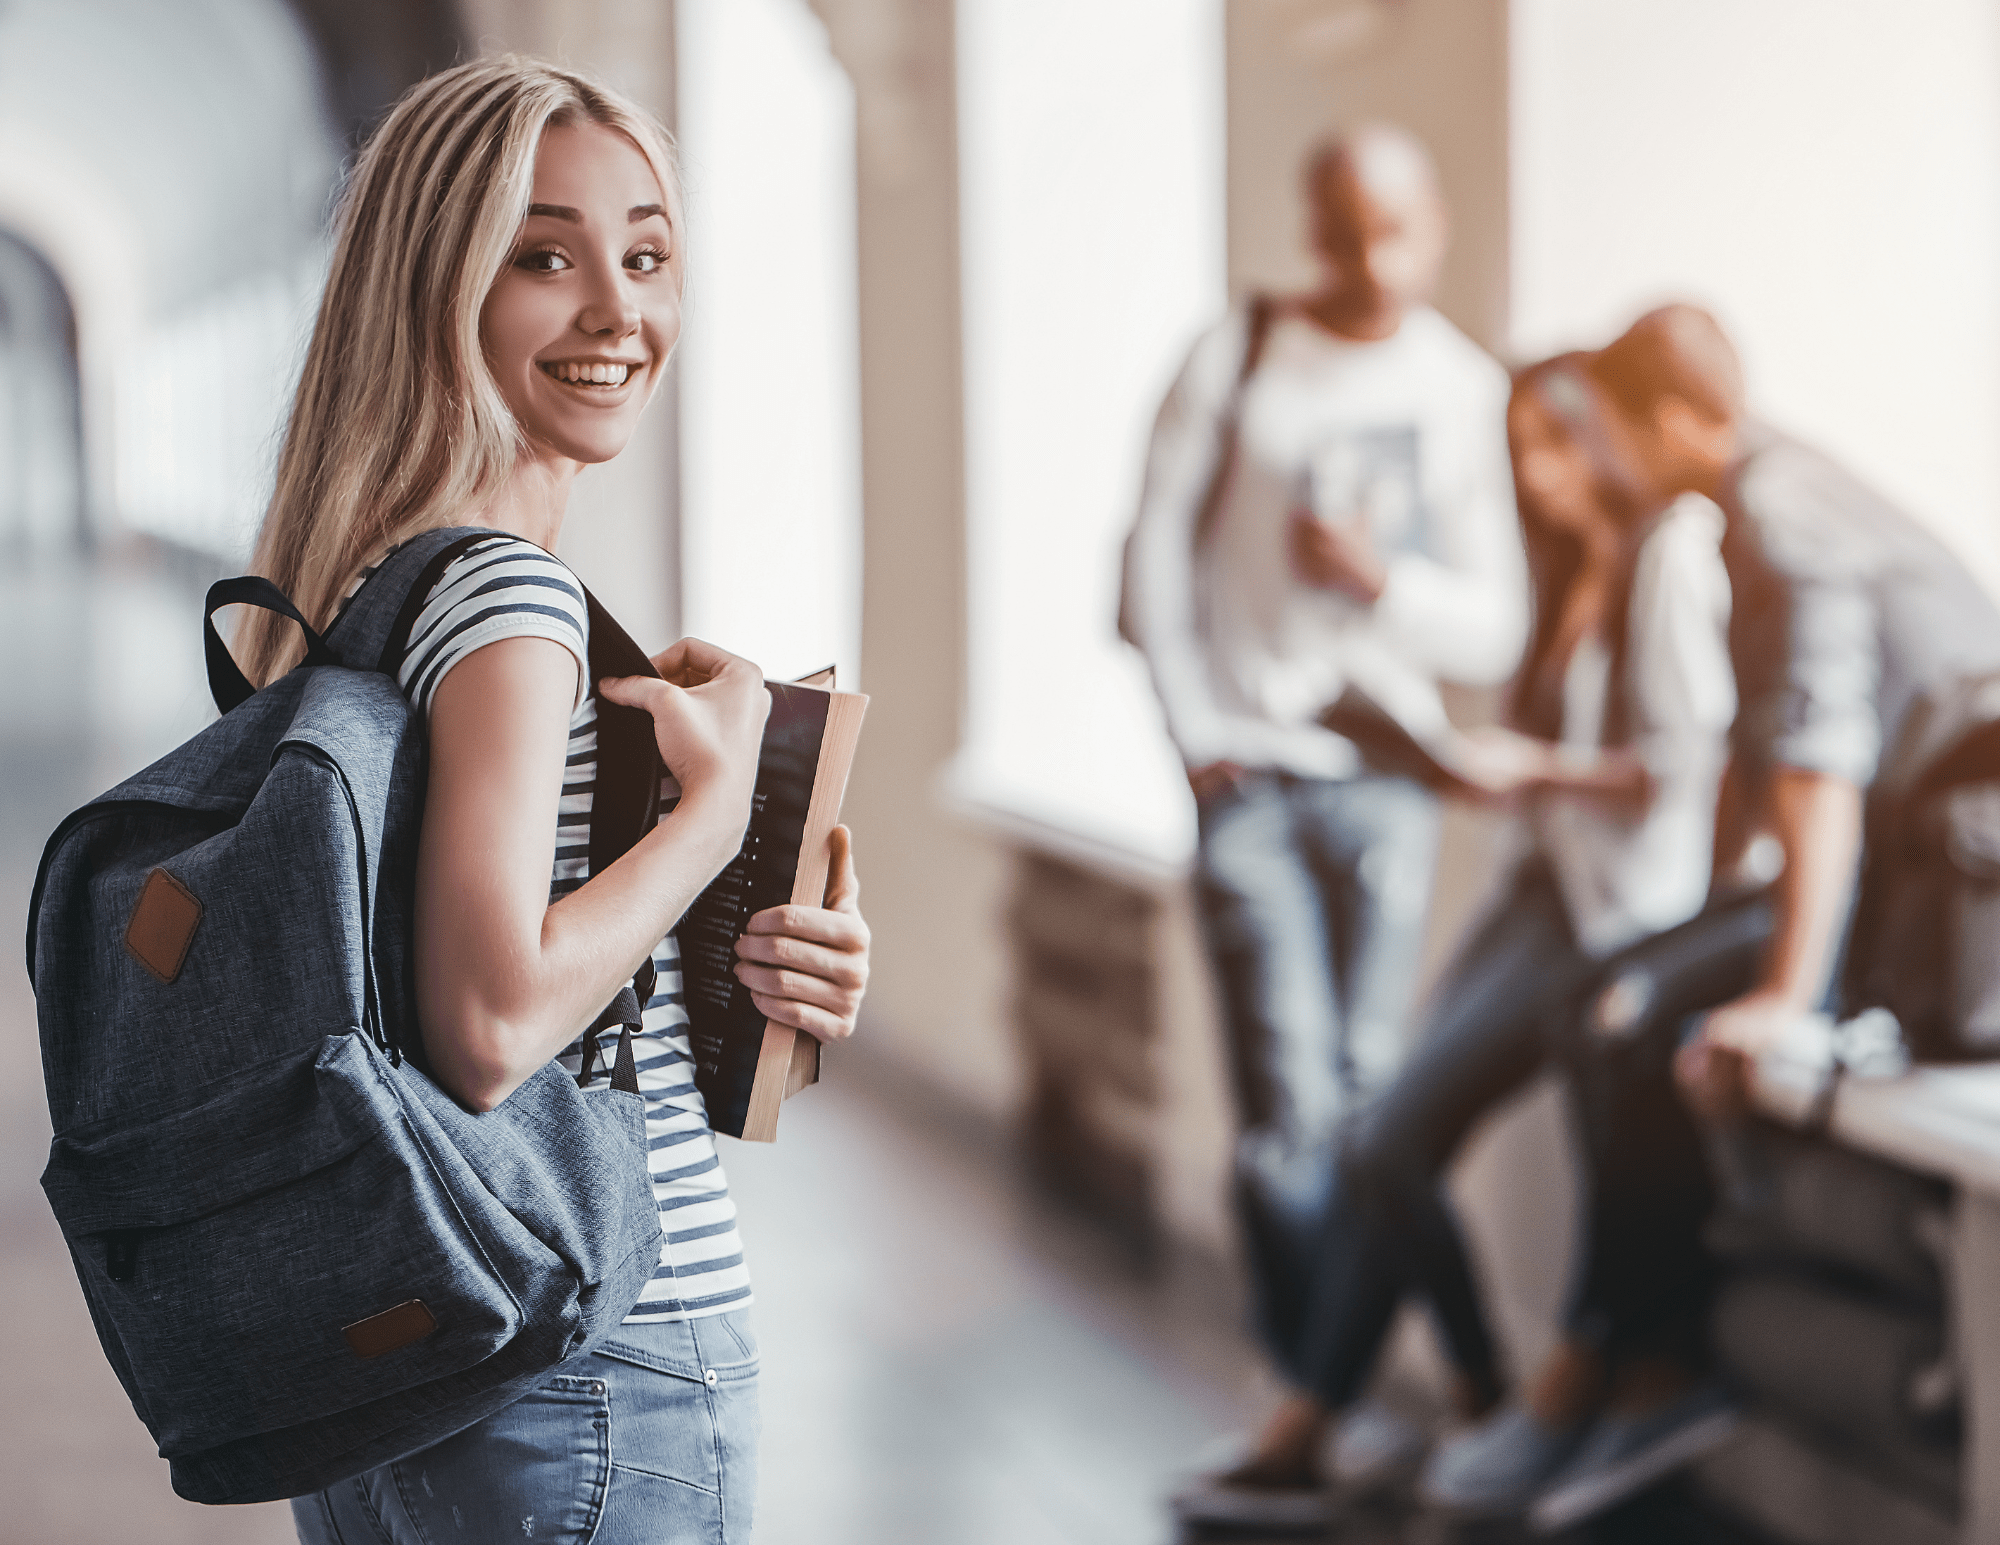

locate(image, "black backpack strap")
(203, 578), (339, 713)
(201, 527), (513, 714)
(372, 532), (507, 680)
(584, 589), (664, 878)
(575, 590), (664, 1091)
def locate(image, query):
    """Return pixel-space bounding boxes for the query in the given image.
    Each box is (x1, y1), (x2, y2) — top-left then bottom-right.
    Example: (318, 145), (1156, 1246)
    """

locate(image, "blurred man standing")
(1125, 125), (1526, 1529)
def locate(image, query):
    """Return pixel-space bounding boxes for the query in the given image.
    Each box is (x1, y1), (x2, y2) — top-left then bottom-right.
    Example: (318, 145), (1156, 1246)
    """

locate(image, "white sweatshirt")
(1127, 303), (1527, 777)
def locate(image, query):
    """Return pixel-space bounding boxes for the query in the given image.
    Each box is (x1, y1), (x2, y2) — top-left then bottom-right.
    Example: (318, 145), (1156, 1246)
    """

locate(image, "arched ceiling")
(0, 0), (464, 328)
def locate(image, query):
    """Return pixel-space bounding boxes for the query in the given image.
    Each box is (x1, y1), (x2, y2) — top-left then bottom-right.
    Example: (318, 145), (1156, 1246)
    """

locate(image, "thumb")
(597, 675), (671, 712)
(822, 825), (860, 912)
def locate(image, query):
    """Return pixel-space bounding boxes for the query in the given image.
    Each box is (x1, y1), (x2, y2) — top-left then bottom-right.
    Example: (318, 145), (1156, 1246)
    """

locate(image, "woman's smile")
(537, 356), (642, 391)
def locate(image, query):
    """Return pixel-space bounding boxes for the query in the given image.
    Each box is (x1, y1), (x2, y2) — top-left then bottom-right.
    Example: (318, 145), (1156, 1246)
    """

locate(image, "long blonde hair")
(241, 56), (682, 684)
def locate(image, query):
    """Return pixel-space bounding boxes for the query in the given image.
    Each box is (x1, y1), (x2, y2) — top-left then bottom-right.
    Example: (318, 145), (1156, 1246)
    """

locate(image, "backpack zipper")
(284, 742), (394, 1063)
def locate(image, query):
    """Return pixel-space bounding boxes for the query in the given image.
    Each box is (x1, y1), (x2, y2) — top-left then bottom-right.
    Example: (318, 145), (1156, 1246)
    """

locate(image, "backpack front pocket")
(42, 1033), (544, 1455)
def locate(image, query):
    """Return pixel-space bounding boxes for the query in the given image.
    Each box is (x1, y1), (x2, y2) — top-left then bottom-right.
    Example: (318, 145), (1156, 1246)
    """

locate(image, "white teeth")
(545, 362), (631, 385)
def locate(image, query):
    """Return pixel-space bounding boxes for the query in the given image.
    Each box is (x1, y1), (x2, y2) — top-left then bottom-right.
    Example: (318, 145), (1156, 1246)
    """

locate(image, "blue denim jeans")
(1193, 772), (1440, 1391)
(291, 1310), (760, 1545)
(1330, 860), (1595, 1402)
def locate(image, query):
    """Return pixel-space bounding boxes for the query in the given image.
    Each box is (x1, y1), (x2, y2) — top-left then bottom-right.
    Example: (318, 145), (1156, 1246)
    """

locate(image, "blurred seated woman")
(1212, 353), (1737, 1519)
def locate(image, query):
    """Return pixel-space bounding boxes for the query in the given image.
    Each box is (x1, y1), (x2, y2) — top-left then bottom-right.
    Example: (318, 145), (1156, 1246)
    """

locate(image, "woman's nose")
(577, 294), (640, 337)
(577, 265), (640, 337)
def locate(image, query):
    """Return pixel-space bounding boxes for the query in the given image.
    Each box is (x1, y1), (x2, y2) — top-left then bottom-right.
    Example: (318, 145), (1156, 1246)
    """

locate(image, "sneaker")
(1168, 1467), (1334, 1532)
(1527, 1384), (1739, 1533)
(1330, 1397), (1428, 1490)
(1417, 1402), (1586, 1517)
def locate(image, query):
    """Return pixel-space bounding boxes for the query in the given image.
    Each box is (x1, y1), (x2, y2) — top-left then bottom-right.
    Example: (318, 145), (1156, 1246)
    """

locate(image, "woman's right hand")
(1453, 723), (1556, 800)
(600, 638), (769, 819)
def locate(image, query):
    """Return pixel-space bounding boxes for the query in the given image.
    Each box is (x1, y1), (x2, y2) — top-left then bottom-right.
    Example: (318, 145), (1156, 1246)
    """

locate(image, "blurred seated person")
(1433, 305), (2000, 1530)
(1129, 125), (1528, 1533)
(1594, 304), (2000, 1106)
(1209, 353), (1735, 1522)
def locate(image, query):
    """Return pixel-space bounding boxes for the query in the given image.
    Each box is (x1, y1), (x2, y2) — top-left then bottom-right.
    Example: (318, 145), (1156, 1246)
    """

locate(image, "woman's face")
(1508, 384), (1611, 541)
(481, 121), (682, 467)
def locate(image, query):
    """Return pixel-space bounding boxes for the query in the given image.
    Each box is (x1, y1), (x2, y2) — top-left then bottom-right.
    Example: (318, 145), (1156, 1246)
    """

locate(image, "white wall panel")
(1512, 0), (2000, 590)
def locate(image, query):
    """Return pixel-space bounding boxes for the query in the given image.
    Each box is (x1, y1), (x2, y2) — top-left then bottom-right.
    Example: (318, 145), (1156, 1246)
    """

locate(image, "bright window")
(676, 0), (864, 686)
(952, 0), (1226, 874)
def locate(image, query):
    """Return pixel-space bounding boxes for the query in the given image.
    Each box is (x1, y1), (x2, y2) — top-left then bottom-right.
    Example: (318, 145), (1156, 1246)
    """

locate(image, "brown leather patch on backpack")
(124, 868), (203, 984)
(342, 1300), (438, 1359)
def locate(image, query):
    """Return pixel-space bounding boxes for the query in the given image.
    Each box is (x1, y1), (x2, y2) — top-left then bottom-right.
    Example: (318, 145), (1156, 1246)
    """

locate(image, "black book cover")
(679, 682), (831, 1138)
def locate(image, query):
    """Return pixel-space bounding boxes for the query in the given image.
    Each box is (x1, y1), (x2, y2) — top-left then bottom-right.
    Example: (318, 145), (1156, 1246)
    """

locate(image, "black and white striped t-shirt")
(374, 534), (751, 1323)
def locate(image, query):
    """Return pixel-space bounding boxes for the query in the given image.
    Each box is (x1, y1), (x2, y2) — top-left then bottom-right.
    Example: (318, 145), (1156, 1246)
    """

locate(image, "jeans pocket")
(592, 1320), (761, 1544)
(384, 1374), (610, 1545)
(703, 1308), (760, 1371)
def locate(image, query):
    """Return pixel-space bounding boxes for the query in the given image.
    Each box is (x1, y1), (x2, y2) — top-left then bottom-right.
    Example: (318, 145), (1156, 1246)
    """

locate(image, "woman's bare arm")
(415, 634), (766, 1111)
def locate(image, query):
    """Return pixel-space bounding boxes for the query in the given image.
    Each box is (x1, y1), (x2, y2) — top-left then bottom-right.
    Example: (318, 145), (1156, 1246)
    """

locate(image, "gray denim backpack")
(28, 528), (667, 1504)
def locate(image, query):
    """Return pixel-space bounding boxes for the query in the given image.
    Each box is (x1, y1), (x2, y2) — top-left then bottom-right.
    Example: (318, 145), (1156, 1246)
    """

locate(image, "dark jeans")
(1329, 861), (1597, 1403)
(1308, 868), (1775, 1407)
(1194, 772), (1441, 1394)
(1552, 888), (1775, 1360)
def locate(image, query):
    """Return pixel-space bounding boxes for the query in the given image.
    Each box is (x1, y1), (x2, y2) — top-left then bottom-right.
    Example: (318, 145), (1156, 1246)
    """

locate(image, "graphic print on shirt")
(1299, 424), (1428, 559)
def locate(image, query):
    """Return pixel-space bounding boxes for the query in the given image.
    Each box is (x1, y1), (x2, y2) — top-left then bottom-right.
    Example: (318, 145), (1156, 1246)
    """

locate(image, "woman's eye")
(516, 248), (571, 273)
(627, 247), (669, 275)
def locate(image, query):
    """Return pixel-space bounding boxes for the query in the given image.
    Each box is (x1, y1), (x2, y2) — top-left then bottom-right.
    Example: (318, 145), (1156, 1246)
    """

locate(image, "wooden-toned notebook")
(678, 669), (867, 1142)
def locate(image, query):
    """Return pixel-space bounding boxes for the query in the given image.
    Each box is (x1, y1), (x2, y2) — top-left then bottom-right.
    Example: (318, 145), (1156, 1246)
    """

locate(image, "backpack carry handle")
(204, 577), (338, 715)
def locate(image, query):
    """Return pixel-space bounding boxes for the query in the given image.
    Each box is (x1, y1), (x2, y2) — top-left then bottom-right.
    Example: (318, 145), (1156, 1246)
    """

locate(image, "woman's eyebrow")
(522, 203), (666, 223)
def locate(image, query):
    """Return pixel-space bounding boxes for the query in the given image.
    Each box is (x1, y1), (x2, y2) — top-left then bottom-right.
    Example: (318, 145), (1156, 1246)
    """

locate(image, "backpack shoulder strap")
(1189, 292), (1279, 551)
(582, 589), (663, 880)
(326, 526), (515, 676)
(577, 590), (665, 1095)
(341, 530), (664, 872)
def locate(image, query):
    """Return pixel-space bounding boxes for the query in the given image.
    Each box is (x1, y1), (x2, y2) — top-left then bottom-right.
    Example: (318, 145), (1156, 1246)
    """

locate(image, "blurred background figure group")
(8, 4), (2000, 1544)
(1132, 118), (2000, 1538)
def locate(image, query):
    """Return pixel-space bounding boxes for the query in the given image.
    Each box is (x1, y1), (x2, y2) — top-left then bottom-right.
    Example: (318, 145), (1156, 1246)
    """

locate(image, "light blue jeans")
(1193, 772), (1440, 1389)
(291, 1310), (760, 1545)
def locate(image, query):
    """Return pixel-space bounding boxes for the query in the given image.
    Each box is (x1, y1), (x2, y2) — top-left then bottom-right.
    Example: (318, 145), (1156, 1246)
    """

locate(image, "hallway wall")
(0, 0), (343, 559)
(1511, 0), (2000, 595)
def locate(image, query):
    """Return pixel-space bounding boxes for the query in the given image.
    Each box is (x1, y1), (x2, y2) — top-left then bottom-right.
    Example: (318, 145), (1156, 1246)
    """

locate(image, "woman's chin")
(523, 419), (643, 468)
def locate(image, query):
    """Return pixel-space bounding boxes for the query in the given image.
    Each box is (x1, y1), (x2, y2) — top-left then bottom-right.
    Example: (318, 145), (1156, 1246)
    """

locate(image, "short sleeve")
(1726, 450), (1884, 785)
(398, 535), (590, 718)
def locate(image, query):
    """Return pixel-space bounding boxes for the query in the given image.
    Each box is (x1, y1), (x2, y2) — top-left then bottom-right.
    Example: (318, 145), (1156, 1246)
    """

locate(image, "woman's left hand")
(733, 825), (870, 1043)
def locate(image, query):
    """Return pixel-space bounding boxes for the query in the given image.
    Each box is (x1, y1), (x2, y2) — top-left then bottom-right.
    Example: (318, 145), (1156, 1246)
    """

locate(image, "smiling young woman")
(249, 57), (870, 1545)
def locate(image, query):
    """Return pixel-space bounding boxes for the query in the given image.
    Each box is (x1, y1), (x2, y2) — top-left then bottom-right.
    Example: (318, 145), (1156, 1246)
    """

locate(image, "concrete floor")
(0, 549), (1767, 1545)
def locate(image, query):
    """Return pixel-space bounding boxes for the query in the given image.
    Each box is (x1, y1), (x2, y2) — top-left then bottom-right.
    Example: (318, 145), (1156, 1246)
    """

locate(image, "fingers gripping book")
(675, 669), (867, 1141)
